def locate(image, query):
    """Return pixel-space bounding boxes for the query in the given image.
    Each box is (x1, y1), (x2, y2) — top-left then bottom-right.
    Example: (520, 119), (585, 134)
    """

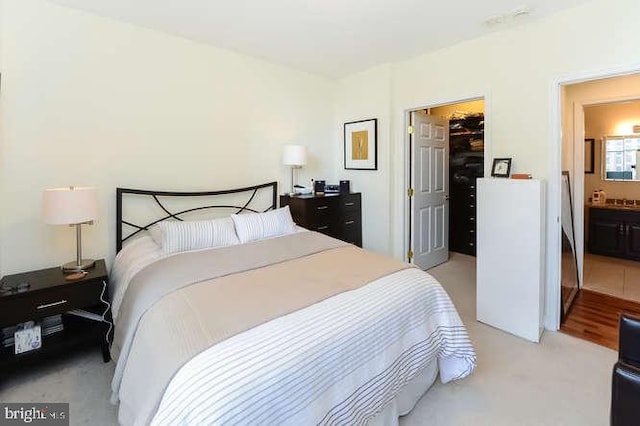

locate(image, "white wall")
(0, 0), (336, 274)
(335, 0), (640, 329)
(333, 64), (393, 254)
(0, 0), (4, 276)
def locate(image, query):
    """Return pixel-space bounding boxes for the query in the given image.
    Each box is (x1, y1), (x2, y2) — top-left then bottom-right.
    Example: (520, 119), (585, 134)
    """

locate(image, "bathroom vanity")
(588, 203), (640, 260)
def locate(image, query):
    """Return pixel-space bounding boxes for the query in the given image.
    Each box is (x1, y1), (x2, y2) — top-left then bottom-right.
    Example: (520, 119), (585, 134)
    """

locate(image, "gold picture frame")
(344, 118), (377, 170)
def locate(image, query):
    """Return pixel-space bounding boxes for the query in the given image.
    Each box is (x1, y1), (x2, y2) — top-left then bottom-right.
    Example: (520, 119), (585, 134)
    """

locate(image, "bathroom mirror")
(560, 171), (579, 320)
(603, 135), (640, 181)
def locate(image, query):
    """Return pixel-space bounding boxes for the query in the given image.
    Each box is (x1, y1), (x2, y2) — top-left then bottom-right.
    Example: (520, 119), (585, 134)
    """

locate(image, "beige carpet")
(402, 253), (616, 426)
(0, 253), (616, 425)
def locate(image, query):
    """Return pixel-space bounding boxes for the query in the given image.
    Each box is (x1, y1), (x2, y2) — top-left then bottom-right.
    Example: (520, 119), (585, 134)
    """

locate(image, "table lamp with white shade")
(42, 186), (98, 272)
(282, 144), (307, 195)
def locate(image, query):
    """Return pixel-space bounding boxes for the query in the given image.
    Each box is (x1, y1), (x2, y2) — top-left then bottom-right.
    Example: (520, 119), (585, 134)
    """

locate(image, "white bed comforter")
(111, 232), (475, 425)
(152, 268), (475, 425)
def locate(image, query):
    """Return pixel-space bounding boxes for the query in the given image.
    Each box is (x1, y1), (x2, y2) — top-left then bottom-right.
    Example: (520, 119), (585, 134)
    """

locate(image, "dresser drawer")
(282, 193), (362, 247)
(311, 220), (335, 233)
(0, 280), (103, 326)
(340, 218), (362, 246)
(452, 198), (476, 214)
(340, 194), (361, 213)
(305, 198), (338, 228)
(308, 197), (337, 215)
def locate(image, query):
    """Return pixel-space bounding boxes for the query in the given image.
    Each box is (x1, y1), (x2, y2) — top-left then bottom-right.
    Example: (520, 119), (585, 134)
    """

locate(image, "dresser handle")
(345, 202), (355, 206)
(345, 220), (355, 225)
(317, 225), (329, 230)
(37, 300), (68, 310)
(316, 206), (329, 210)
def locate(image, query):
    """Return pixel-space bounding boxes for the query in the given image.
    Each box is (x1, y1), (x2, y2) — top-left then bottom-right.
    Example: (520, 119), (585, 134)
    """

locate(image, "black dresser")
(449, 114), (484, 256)
(280, 193), (362, 247)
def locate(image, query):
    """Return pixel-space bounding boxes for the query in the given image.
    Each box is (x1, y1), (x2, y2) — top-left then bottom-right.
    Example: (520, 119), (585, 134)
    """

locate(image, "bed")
(109, 182), (476, 425)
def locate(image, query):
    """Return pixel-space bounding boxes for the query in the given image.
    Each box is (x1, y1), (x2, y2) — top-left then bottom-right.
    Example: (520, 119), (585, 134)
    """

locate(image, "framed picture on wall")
(344, 118), (377, 170)
(585, 138), (594, 174)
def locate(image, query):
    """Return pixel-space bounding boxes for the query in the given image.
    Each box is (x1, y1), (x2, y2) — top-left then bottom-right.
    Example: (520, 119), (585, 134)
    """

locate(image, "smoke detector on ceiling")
(484, 5), (532, 27)
(512, 7), (531, 18)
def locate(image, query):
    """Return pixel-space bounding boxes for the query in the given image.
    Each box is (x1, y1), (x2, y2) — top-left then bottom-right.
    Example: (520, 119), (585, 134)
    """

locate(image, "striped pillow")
(231, 206), (296, 244)
(158, 217), (239, 256)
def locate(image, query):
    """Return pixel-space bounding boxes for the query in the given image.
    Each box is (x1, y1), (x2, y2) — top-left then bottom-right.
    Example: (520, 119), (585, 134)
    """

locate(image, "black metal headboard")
(116, 181), (278, 252)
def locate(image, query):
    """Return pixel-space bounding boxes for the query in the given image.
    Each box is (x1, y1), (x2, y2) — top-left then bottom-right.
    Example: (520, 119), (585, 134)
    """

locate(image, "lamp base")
(62, 259), (95, 272)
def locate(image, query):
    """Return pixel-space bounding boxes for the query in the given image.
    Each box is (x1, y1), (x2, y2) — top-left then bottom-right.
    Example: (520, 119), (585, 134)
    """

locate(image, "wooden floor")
(560, 289), (640, 350)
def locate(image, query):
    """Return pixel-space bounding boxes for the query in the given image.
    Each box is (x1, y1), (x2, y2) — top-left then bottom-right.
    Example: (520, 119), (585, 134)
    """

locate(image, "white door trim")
(401, 94), (490, 262)
(548, 63), (640, 331)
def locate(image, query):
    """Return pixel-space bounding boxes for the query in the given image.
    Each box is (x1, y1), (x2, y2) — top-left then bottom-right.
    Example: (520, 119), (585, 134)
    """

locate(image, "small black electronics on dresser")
(280, 192), (362, 247)
(324, 184), (340, 194)
(339, 180), (350, 194)
(313, 180), (326, 194)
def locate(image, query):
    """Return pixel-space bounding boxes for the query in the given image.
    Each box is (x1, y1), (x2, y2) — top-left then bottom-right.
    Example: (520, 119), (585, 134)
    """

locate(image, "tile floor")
(583, 253), (640, 302)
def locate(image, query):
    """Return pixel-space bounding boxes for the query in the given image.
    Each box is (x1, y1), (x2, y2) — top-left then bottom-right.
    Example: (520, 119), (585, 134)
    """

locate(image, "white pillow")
(231, 206), (296, 244)
(158, 217), (239, 255)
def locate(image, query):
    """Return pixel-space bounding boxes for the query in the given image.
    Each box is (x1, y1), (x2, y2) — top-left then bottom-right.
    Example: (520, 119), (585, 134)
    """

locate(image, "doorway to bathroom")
(582, 101), (640, 302)
(559, 73), (640, 349)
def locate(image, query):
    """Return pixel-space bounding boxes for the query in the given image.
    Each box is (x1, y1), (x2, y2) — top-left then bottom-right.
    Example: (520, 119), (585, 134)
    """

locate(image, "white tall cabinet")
(476, 178), (545, 342)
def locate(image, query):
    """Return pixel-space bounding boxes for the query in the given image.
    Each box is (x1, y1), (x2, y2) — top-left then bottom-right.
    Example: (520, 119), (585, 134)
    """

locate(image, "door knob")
(444, 195), (450, 201)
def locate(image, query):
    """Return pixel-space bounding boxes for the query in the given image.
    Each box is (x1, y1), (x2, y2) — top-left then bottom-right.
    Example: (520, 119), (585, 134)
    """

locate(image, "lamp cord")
(100, 280), (113, 348)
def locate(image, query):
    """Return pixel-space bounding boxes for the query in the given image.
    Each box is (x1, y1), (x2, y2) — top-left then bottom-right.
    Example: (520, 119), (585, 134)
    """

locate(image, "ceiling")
(49, 0), (592, 78)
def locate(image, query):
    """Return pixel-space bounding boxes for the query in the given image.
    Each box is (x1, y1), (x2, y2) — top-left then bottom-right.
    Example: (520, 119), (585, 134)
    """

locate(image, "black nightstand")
(0, 260), (112, 376)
